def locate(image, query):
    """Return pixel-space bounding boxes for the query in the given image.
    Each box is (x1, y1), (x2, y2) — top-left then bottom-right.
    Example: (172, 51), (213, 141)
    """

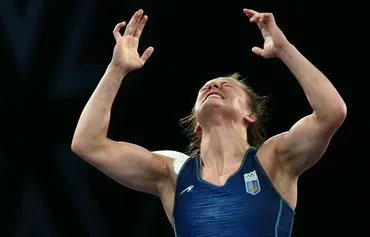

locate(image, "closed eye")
(221, 82), (233, 89)
(198, 81), (234, 93)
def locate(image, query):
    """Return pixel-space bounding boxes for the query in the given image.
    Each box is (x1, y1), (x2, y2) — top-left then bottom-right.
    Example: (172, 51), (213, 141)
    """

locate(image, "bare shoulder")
(257, 132), (287, 155)
(264, 132), (288, 145)
(256, 132), (290, 175)
(256, 133), (299, 208)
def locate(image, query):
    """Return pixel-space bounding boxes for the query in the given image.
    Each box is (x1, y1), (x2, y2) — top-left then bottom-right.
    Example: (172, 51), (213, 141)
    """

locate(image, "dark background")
(1, 0), (355, 237)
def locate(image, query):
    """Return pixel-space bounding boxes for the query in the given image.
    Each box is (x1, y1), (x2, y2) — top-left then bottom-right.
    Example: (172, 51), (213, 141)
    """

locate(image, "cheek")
(194, 100), (201, 112)
(194, 100), (201, 116)
(194, 94), (204, 109)
(234, 98), (249, 112)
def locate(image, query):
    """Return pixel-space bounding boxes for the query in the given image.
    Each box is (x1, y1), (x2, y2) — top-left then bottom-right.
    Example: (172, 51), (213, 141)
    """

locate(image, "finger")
(113, 21), (126, 42)
(261, 13), (273, 24)
(260, 14), (266, 24)
(243, 8), (259, 18)
(134, 15), (148, 38)
(141, 46), (154, 63)
(124, 9), (144, 36)
(250, 14), (261, 23)
(251, 47), (263, 56)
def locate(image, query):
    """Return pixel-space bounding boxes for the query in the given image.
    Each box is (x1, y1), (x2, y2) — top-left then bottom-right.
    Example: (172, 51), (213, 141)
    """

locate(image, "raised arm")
(71, 9), (169, 196)
(243, 9), (347, 175)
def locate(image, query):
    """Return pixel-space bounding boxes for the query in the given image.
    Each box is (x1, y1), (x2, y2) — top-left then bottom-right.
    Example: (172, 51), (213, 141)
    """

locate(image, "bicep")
(277, 113), (337, 175)
(76, 139), (169, 196)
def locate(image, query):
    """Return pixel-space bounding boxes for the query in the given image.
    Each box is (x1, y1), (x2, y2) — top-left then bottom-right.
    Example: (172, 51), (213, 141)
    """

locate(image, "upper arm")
(71, 138), (171, 196)
(276, 112), (345, 176)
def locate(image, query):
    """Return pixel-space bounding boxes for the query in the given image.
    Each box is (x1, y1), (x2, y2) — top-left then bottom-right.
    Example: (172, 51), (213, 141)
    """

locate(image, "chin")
(199, 99), (225, 113)
(197, 102), (236, 124)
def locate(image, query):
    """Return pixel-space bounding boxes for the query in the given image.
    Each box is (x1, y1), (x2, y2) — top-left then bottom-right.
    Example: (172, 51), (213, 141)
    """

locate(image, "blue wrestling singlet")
(172, 147), (295, 237)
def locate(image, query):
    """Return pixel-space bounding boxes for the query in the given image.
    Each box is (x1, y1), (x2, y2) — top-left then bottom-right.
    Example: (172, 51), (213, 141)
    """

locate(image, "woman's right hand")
(110, 9), (154, 74)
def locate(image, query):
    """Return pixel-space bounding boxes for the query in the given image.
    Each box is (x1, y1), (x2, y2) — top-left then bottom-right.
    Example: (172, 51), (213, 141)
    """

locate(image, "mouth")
(205, 92), (224, 101)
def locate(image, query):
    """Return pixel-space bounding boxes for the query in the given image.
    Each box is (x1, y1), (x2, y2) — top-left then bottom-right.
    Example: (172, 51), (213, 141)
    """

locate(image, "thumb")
(251, 47), (263, 56)
(141, 46), (154, 63)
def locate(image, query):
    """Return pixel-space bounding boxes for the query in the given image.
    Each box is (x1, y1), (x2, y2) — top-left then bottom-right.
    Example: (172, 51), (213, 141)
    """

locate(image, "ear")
(244, 112), (257, 124)
(194, 122), (202, 133)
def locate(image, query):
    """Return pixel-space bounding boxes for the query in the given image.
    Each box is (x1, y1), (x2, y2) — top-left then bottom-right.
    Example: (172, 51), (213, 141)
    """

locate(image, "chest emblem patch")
(244, 170), (261, 195)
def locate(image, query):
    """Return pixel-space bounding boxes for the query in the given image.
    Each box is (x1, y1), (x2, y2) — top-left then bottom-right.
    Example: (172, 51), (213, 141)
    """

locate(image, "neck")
(199, 122), (249, 175)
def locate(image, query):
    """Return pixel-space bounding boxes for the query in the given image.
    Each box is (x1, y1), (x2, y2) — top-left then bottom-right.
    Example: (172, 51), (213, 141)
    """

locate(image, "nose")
(207, 81), (220, 89)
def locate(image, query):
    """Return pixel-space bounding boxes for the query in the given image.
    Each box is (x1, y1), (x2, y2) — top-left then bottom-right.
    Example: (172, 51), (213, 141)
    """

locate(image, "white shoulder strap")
(152, 150), (190, 175)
